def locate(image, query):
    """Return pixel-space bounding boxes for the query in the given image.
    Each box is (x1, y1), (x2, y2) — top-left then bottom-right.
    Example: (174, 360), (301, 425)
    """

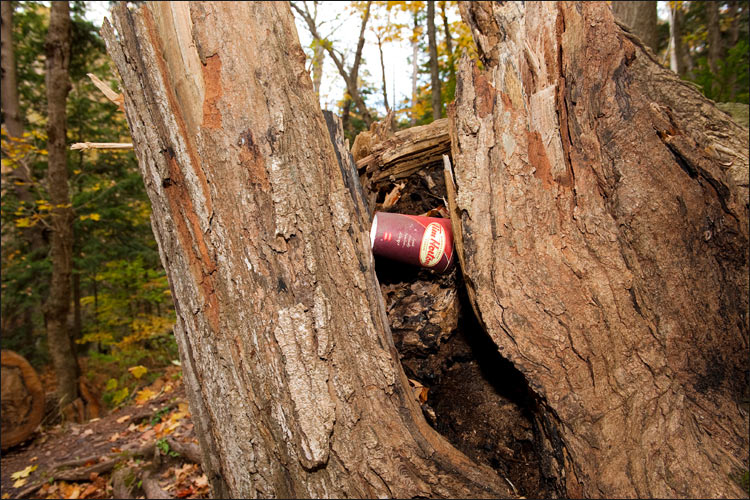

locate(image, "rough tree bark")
(427, 0), (442, 119)
(101, 2), (512, 497)
(451, 2), (749, 498)
(44, 0), (79, 408)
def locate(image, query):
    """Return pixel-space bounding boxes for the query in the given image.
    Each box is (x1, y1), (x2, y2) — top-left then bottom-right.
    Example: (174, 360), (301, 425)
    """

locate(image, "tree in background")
(611, 1), (659, 53)
(668, 1), (691, 78)
(679, 0), (749, 104)
(292, 0), (375, 137)
(2, 1), (177, 414)
(44, 0), (79, 408)
(369, 2), (405, 115)
(427, 1), (441, 119)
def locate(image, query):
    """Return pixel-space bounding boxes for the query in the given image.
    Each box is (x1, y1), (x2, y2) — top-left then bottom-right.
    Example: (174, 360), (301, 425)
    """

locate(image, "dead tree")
(450, 2), (749, 498)
(101, 2), (511, 497)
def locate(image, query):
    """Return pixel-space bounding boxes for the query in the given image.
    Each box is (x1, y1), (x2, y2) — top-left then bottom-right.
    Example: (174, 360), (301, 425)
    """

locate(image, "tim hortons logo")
(419, 222), (446, 267)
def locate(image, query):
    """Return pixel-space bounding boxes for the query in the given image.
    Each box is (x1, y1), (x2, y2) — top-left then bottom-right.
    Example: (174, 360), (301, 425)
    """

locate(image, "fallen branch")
(70, 142), (133, 150)
(87, 72), (125, 110)
(165, 436), (202, 464)
(142, 470), (172, 499)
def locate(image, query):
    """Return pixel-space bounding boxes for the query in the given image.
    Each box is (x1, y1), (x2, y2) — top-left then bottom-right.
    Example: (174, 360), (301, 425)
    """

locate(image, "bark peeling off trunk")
(102, 2), (510, 498)
(451, 2), (749, 498)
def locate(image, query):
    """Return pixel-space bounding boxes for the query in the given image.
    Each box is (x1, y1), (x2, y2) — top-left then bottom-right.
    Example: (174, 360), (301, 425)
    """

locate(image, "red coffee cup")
(370, 212), (454, 273)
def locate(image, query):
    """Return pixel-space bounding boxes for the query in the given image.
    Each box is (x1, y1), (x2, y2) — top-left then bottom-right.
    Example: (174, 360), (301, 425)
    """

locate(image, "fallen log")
(1, 350), (44, 450)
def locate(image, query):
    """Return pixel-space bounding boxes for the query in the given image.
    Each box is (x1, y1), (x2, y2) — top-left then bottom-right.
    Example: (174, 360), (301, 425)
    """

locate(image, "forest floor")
(1, 366), (209, 500)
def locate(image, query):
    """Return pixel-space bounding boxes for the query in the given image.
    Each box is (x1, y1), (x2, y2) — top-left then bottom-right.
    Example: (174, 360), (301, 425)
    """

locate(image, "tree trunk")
(376, 34), (389, 113)
(451, 2), (748, 498)
(411, 12), (420, 126)
(1, 1), (23, 137)
(440, 1), (455, 89)
(610, 1), (658, 54)
(427, 1), (441, 120)
(44, 0), (79, 408)
(1, 0), (45, 346)
(726, 1), (741, 101)
(668, 2), (688, 78)
(1, 1), (44, 248)
(706, 0), (722, 96)
(312, 42), (324, 98)
(101, 2), (511, 497)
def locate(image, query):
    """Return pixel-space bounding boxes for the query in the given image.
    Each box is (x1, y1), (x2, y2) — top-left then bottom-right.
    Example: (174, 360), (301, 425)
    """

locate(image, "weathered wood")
(354, 118), (451, 211)
(451, 2), (749, 498)
(1, 350), (44, 449)
(101, 2), (511, 497)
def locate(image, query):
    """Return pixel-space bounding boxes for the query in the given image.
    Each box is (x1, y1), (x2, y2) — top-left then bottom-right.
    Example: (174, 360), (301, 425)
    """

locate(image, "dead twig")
(165, 436), (202, 464)
(70, 142), (133, 150)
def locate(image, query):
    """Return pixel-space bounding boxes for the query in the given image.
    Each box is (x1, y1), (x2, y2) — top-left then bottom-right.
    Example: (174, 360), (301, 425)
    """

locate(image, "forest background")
(1, 0), (748, 422)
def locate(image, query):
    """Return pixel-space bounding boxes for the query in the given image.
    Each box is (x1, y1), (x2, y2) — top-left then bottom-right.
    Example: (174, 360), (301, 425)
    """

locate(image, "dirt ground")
(1, 369), (209, 499)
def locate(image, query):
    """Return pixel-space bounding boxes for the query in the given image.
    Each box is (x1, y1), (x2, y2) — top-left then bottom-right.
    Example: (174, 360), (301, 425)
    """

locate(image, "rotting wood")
(451, 2), (749, 498)
(354, 117), (451, 212)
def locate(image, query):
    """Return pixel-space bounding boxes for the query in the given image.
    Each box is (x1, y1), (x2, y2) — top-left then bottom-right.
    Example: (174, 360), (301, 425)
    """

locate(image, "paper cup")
(370, 212), (454, 273)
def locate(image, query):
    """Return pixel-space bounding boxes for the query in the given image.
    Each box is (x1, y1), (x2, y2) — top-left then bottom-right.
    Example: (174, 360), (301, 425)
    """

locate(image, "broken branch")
(70, 142), (133, 150)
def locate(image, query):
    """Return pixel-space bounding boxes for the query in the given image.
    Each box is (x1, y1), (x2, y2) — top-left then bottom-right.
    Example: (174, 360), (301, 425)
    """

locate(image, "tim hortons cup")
(370, 211), (455, 273)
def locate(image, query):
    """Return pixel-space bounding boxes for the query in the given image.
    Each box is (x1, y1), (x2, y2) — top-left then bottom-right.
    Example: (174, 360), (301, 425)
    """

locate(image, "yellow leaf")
(13, 478), (27, 488)
(11, 464), (37, 480)
(128, 365), (148, 379)
(89, 213), (101, 221)
(3, 492), (11, 498)
(135, 388), (157, 405)
(15, 217), (33, 228)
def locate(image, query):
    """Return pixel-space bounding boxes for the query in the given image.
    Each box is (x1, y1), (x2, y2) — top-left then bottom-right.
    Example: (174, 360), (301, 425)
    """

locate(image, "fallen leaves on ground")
(10, 465), (37, 480)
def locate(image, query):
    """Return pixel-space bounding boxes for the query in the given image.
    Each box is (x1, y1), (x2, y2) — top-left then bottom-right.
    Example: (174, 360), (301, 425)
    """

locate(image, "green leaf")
(111, 387), (130, 406)
(105, 378), (118, 391)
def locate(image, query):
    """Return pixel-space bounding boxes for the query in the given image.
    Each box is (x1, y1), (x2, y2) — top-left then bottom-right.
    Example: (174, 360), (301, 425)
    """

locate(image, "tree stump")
(1, 350), (44, 449)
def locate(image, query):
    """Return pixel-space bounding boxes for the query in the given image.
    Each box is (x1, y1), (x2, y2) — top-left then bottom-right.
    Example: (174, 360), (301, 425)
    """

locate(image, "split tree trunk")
(101, 2), (511, 497)
(451, 2), (749, 498)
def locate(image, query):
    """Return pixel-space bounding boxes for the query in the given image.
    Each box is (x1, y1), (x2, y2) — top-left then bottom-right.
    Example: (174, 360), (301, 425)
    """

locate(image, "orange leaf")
(176, 487), (195, 498)
(382, 181), (406, 209)
(80, 483), (99, 499)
